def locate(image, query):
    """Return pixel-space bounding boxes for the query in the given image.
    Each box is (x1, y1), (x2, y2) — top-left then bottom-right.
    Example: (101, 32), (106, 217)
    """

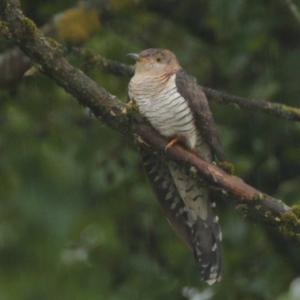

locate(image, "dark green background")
(0, 0), (300, 299)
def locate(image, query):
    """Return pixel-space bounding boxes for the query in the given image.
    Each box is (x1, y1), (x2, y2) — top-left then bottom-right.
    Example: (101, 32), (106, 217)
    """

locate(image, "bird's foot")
(165, 137), (179, 151)
(122, 99), (138, 114)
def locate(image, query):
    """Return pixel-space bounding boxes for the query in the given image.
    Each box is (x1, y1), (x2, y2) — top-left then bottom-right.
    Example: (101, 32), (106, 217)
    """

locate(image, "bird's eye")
(156, 57), (161, 63)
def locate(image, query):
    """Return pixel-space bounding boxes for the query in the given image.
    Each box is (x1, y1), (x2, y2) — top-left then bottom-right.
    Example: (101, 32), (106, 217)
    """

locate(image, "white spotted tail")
(141, 145), (223, 285)
(168, 158), (223, 285)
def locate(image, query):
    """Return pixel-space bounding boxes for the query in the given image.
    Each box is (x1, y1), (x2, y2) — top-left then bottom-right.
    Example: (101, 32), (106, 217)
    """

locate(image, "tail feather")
(140, 147), (223, 284)
(141, 148), (193, 246)
(169, 162), (223, 284)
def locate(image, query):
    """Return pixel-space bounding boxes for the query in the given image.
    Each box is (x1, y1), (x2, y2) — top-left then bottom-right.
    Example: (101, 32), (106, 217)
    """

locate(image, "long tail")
(140, 146), (223, 284)
(168, 162), (223, 285)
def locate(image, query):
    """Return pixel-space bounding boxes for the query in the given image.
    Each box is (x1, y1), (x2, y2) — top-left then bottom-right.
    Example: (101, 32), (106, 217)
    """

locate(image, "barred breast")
(129, 73), (197, 149)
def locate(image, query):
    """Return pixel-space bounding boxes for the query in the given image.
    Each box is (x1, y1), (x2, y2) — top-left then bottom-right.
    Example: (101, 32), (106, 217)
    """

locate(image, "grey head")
(128, 48), (181, 75)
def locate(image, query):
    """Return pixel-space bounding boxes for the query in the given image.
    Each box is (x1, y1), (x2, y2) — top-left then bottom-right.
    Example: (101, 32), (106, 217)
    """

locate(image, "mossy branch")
(1, 0), (300, 243)
(0, 0), (101, 87)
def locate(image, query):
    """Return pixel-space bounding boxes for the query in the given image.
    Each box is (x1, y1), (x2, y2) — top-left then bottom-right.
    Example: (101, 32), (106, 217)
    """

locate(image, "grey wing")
(140, 147), (223, 284)
(175, 69), (225, 161)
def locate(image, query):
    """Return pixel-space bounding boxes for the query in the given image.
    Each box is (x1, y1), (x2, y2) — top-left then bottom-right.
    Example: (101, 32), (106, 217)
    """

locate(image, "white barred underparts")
(129, 73), (197, 149)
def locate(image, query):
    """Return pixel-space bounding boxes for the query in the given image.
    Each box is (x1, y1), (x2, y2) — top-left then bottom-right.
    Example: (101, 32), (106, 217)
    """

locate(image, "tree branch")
(0, 0), (101, 88)
(201, 86), (300, 122)
(1, 0), (299, 242)
(74, 47), (300, 123)
(137, 125), (300, 241)
(1, 11), (300, 123)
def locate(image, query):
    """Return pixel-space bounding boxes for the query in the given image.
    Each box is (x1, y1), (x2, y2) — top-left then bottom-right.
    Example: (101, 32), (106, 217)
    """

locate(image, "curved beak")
(127, 52), (140, 61)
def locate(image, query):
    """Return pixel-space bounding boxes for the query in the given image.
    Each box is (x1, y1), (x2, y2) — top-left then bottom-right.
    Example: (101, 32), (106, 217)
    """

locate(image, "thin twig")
(201, 86), (300, 122)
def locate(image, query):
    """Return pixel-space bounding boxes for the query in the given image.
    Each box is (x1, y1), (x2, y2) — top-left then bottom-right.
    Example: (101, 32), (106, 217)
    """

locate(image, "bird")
(128, 48), (225, 285)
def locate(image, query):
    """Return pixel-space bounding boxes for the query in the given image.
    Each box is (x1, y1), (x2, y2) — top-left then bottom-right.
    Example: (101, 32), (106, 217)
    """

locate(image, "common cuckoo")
(128, 48), (225, 285)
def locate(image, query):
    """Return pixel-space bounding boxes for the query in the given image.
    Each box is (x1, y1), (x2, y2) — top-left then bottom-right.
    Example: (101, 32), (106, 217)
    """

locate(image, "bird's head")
(128, 48), (181, 75)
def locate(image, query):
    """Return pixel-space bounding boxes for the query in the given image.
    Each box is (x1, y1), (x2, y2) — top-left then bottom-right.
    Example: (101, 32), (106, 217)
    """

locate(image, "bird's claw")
(165, 137), (179, 151)
(122, 99), (138, 114)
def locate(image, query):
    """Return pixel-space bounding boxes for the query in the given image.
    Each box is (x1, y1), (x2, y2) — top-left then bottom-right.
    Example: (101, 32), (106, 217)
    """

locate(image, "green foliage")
(0, 0), (300, 299)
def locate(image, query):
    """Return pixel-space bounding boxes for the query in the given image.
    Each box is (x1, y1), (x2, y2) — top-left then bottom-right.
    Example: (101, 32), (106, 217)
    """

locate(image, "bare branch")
(201, 86), (300, 122)
(1, 0), (300, 242)
(72, 47), (134, 77)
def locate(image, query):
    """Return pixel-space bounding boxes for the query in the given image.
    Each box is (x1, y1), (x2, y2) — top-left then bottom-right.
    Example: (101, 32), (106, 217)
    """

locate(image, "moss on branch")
(0, 20), (11, 37)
